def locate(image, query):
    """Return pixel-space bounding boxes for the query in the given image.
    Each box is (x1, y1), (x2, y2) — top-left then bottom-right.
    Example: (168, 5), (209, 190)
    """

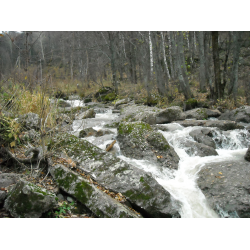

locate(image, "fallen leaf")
(218, 172), (222, 175)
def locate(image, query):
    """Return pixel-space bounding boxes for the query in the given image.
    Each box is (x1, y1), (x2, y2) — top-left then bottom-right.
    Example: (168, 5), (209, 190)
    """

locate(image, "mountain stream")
(71, 104), (250, 218)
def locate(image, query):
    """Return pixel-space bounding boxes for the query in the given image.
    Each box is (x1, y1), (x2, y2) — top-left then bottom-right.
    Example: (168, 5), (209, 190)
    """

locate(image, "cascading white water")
(70, 105), (250, 218)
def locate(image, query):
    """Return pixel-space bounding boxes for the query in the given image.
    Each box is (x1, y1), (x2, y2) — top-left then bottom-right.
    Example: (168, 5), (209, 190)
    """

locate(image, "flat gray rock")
(197, 160), (250, 218)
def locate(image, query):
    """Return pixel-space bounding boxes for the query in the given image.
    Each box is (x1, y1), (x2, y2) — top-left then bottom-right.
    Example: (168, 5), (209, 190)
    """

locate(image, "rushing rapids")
(71, 102), (250, 218)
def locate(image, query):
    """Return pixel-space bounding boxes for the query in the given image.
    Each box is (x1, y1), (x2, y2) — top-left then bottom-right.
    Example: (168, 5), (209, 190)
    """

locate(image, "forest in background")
(0, 31), (250, 109)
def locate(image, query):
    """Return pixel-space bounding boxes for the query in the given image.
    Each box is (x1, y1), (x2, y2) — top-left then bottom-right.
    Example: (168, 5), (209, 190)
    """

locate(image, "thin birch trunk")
(198, 31), (206, 92)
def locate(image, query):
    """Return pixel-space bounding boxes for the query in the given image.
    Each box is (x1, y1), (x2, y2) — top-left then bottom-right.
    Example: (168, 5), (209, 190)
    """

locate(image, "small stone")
(67, 196), (74, 203)
(57, 194), (64, 201)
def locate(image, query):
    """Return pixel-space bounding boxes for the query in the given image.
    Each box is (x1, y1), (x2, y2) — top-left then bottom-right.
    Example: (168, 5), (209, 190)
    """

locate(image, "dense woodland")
(1, 31), (250, 106)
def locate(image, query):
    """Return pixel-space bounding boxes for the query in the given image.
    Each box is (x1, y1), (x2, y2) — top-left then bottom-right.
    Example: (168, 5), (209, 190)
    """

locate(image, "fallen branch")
(106, 140), (116, 152)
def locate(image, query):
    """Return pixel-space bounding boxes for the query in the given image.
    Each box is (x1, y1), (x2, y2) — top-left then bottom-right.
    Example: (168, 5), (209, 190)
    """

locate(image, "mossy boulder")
(117, 121), (179, 170)
(218, 105), (250, 123)
(94, 87), (113, 102)
(4, 180), (57, 218)
(49, 164), (141, 218)
(48, 134), (179, 217)
(184, 98), (198, 111)
(104, 92), (116, 102)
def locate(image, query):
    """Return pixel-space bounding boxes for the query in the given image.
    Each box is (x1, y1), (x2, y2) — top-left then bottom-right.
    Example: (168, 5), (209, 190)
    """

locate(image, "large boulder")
(189, 128), (216, 149)
(49, 164), (141, 218)
(18, 112), (40, 130)
(180, 140), (218, 157)
(75, 108), (96, 119)
(174, 120), (244, 131)
(197, 160), (250, 218)
(184, 108), (208, 120)
(48, 134), (180, 217)
(94, 87), (114, 102)
(120, 104), (185, 125)
(245, 147), (250, 161)
(155, 106), (185, 124)
(218, 106), (250, 123)
(4, 180), (57, 218)
(117, 121), (180, 170)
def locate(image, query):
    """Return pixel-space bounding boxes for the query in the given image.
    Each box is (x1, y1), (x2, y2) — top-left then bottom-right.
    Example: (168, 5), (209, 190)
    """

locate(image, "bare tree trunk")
(204, 32), (213, 96)
(108, 31), (118, 94)
(161, 32), (170, 79)
(148, 31), (154, 81)
(212, 31), (223, 100)
(228, 31), (241, 103)
(169, 31), (177, 79)
(151, 32), (167, 97)
(176, 31), (192, 100)
(167, 31), (174, 79)
(198, 31), (206, 92)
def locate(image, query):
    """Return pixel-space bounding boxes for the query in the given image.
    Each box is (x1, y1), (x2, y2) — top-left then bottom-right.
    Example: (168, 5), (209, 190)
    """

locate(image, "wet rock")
(95, 129), (113, 137)
(155, 123), (183, 132)
(79, 128), (97, 138)
(117, 121), (179, 170)
(174, 120), (244, 131)
(4, 180), (57, 218)
(49, 164), (142, 218)
(218, 106), (250, 123)
(18, 112), (40, 130)
(197, 160), (250, 218)
(245, 147), (250, 161)
(75, 108), (96, 119)
(49, 134), (180, 217)
(180, 140), (218, 157)
(189, 128), (216, 148)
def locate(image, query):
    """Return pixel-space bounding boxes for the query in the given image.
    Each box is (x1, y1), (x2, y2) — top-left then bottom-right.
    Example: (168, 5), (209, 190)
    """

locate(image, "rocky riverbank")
(1, 98), (250, 218)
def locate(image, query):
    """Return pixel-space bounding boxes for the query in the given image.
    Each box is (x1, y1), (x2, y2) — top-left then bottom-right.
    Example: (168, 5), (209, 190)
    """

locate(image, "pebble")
(57, 194), (65, 201)
(67, 196), (74, 203)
